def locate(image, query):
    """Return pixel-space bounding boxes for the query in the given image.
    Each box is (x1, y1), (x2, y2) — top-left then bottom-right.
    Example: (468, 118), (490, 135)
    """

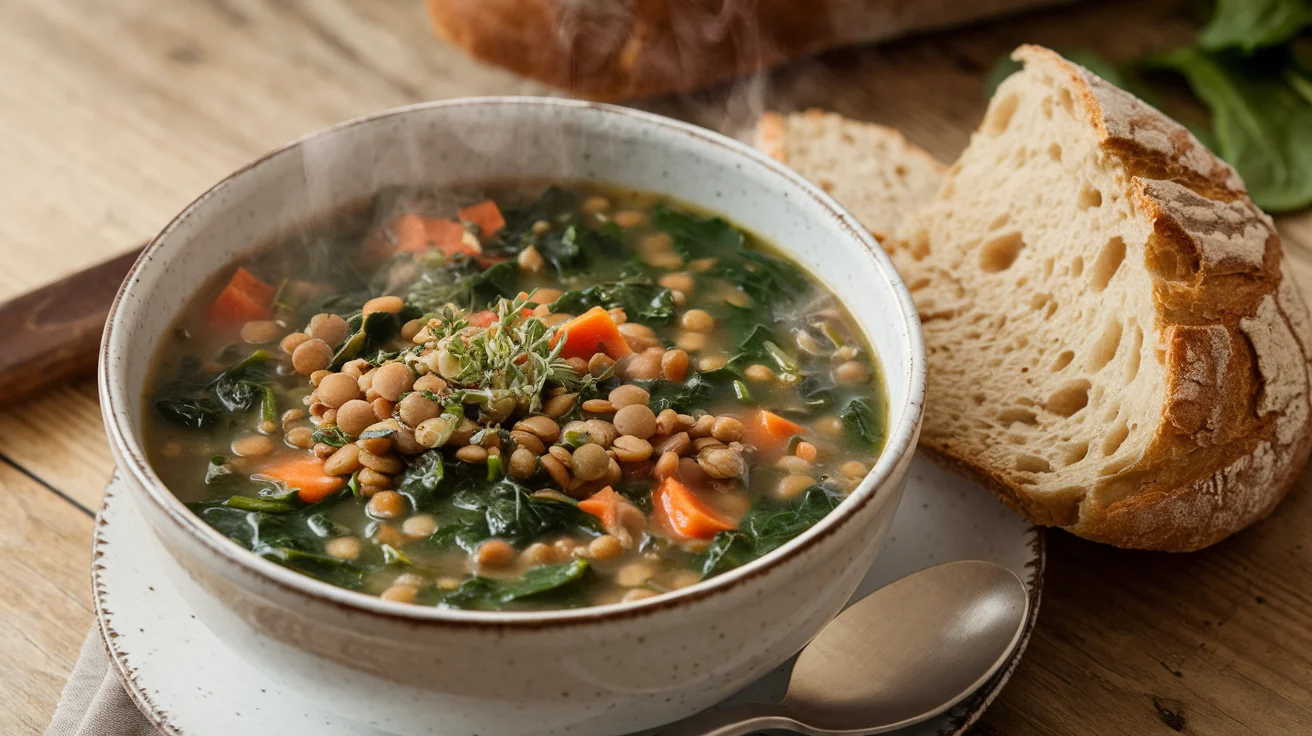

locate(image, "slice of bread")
(756, 110), (945, 242)
(758, 46), (1312, 552)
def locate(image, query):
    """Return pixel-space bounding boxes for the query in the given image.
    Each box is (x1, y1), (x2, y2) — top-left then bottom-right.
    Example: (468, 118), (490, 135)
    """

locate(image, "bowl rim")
(99, 96), (927, 628)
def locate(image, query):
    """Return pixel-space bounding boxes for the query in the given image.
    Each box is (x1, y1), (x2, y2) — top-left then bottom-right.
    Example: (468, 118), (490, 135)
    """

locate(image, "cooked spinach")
(697, 486), (843, 577)
(427, 478), (602, 553)
(258, 546), (368, 590)
(550, 275), (677, 324)
(433, 559), (590, 610)
(840, 397), (885, 450)
(329, 310), (401, 369)
(638, 374), (717, 414)
(651, 205), (745, 258)
(397, 450), (446, 508)
(155, 351), (274, 429)
(407, 257), (520, 313)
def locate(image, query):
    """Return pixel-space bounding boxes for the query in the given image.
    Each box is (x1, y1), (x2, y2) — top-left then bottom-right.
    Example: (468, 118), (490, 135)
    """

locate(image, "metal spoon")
(659, 560), (1029, 736)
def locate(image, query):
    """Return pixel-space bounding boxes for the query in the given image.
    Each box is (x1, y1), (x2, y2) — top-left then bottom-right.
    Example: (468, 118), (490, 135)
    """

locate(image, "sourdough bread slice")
(758, 47), (1312, 551)
(756, 110), (945, 242)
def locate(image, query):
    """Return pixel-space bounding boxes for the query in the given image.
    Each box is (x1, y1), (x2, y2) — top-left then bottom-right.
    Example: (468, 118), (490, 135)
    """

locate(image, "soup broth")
(145, 183), (887, 610)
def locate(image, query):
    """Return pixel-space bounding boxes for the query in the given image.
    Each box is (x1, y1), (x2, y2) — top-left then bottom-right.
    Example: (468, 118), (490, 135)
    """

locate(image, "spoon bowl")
(660, 560), (1029, 736)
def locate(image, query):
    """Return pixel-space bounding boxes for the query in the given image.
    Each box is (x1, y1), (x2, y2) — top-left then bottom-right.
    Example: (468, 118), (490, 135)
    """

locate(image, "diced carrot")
(468, 310), (499, 328)
(256, 454), (345, 503)
(391, 215), (481, 258)
(795, 441), (818, 463)
(457, 200), (506, 237)
(553, 306), (634, 360)
(578, 486), (625, 530)
(745, 410), (808, 454)
(651, 477), (736, 542)
(207, 267), (274, 326)
(393, 214), (429, 252)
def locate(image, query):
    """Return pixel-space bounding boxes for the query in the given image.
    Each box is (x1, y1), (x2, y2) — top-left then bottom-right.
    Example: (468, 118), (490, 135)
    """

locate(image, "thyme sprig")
(423, 295), (595, 413)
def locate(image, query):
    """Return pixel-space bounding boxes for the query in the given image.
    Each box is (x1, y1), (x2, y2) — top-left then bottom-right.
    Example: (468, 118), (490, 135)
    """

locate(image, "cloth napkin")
(45, 630), (157, 736)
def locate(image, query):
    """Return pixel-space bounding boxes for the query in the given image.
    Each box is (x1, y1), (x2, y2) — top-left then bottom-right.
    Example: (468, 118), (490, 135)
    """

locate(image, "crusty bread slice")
(756, 110), (945, 242)
(758, 47), (1312, 552)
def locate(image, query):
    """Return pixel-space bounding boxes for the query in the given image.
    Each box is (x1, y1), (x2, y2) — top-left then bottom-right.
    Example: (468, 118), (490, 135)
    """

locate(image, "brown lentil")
(413, 374), (446, 394)
(675, 331), (707, 352)
(834, 360), (871, 384)
(317, 372), (362, 408)
(688, 415), (716, 439)
(543, 393), (578, 418)
(588, 535), (624, 561)
(477, 539), (516, 567)
(582, 399), (615, 414)
(777, 474), (817, 499)
(540, 455), (571, 488)
(654, 451), (680, 480)
(362, 295), (404, 315)
(357, 466), (390, 488)
(698, 446), (745, 479)
(571, 443), (609, 481)
(364, 488), (404, 516)
(402, 514), (438, 539)
(711, 416), (745, 442)
(509, 448), (538, 480)
(398, 392), (440, 426)
(323, 444), (362, 475)
(372, 362), (415, 402)
(291, 338), (333, 375)
(335, 400), (375, 437)
(608, 384), (649, 408)
(280, 331), (310, 354)
(661, 349), (690, 381)
(371, 397), (395, 422)
(285, 426), (314, 449)
(839, 460), (869, 478)
(611, 435), (653, 462)
(240, 320), (281, 344)
(359, 449), (403, 474)
(588, 353), (616, 378)
(306, 313), (349, 345)
(414, 417), (450, 448)
(324, 536), (361, 561)
(582, 419), (619, 447)
(510, 430), (546, 455)
(613, 404), (657, 439)
(380, 584), (418, 604)
(456, 445), (489, 464)
(231, 435), (273, 457)
(653, 432), (692, 457)
(744, 364), (776, 382)
(679, 309), (715, 333)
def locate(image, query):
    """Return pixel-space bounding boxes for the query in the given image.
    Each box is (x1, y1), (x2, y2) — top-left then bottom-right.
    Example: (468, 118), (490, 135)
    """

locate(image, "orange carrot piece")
(579, 486), (625, 530)
(207, 267), (274, 326)
(652, 477), (736, 542)
(554, 306), (634, 360)
(746, 410), (808, 454)
(795, 441), (818, 463)
(457, 200), (506, 237)
(256, 454), (345, 503)
(393, 214), (429, 252)
(468, 310), (499, 328)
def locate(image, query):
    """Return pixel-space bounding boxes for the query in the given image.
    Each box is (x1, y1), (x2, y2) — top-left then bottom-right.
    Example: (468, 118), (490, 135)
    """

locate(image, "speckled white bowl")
(99, 98), (926, 736)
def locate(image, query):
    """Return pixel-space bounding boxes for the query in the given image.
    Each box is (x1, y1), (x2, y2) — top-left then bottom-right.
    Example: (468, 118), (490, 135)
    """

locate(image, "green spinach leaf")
(1152, 47), (1312, 212)
(397, 450), (445, 507)
(435, 560), (590, 610)
(698, 486), (843, 577)
(840, 397), (885, 451)
(638, 374), (717, 414)
(1200, 0), (1310, 52)
(550, 275), (677, 324)
(330, 310), (401, 369)
(651, 205), (745, 258)
(311, 425), (352, 447)
(155, 351), (274, 429)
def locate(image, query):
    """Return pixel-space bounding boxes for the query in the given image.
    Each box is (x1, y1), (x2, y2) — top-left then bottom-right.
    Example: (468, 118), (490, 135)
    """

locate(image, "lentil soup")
(145, 184), (887, 610)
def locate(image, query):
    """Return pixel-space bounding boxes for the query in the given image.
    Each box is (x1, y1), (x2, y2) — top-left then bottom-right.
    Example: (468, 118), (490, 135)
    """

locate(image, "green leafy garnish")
(550, 276), (677, 324)
(311, 425), (352, 448)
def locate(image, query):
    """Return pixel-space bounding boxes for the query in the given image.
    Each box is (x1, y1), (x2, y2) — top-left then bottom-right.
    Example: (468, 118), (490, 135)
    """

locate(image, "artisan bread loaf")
(425, 0), (1073, 100)
(756, 110), (944, 242)
(759, 46), (1312, 551)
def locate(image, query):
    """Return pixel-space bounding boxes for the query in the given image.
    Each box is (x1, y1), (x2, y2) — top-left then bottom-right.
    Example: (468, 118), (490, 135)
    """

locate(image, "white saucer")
(93, 455), (1043, 735)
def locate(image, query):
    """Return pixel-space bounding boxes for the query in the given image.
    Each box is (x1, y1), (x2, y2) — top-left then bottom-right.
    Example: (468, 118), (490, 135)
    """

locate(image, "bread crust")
(425, 0), (1074, 100)
(951, 46), (1312, 551)
(758, 47), (1312, 551)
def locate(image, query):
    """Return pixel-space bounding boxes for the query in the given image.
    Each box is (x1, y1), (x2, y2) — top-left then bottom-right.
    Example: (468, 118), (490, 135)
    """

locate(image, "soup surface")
(146, 184), (887, 610)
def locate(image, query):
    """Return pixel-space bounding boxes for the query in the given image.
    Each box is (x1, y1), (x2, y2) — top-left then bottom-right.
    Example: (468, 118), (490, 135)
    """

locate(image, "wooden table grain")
(2, 0), (1309, 733)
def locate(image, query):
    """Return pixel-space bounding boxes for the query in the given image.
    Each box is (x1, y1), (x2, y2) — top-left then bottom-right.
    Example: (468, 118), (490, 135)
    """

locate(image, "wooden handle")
(0, 247), (143, 404)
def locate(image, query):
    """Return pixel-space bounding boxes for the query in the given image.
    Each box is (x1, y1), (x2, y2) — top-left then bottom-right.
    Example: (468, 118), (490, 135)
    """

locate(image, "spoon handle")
(656, 702), (799, 736)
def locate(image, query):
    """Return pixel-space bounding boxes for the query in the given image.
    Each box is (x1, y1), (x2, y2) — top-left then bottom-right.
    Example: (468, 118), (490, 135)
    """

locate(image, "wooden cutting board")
(1, 0), (1310, 734)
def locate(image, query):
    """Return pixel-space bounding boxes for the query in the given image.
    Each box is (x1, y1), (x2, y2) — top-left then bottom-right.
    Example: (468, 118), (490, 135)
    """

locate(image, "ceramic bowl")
(99, 98), (926, 736)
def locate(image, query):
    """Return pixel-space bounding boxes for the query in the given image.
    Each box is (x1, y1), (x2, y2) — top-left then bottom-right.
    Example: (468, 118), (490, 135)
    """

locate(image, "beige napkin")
(45, 630), (157, 736)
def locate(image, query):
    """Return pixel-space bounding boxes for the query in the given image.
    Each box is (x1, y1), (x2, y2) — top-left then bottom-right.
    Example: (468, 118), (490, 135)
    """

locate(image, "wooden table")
(3, 0), (1310, 733)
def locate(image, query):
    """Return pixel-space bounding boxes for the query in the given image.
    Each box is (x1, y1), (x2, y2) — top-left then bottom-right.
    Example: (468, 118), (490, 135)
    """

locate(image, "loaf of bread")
(425, 0), (1074, 100)
(758, 47), (1312, 552)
